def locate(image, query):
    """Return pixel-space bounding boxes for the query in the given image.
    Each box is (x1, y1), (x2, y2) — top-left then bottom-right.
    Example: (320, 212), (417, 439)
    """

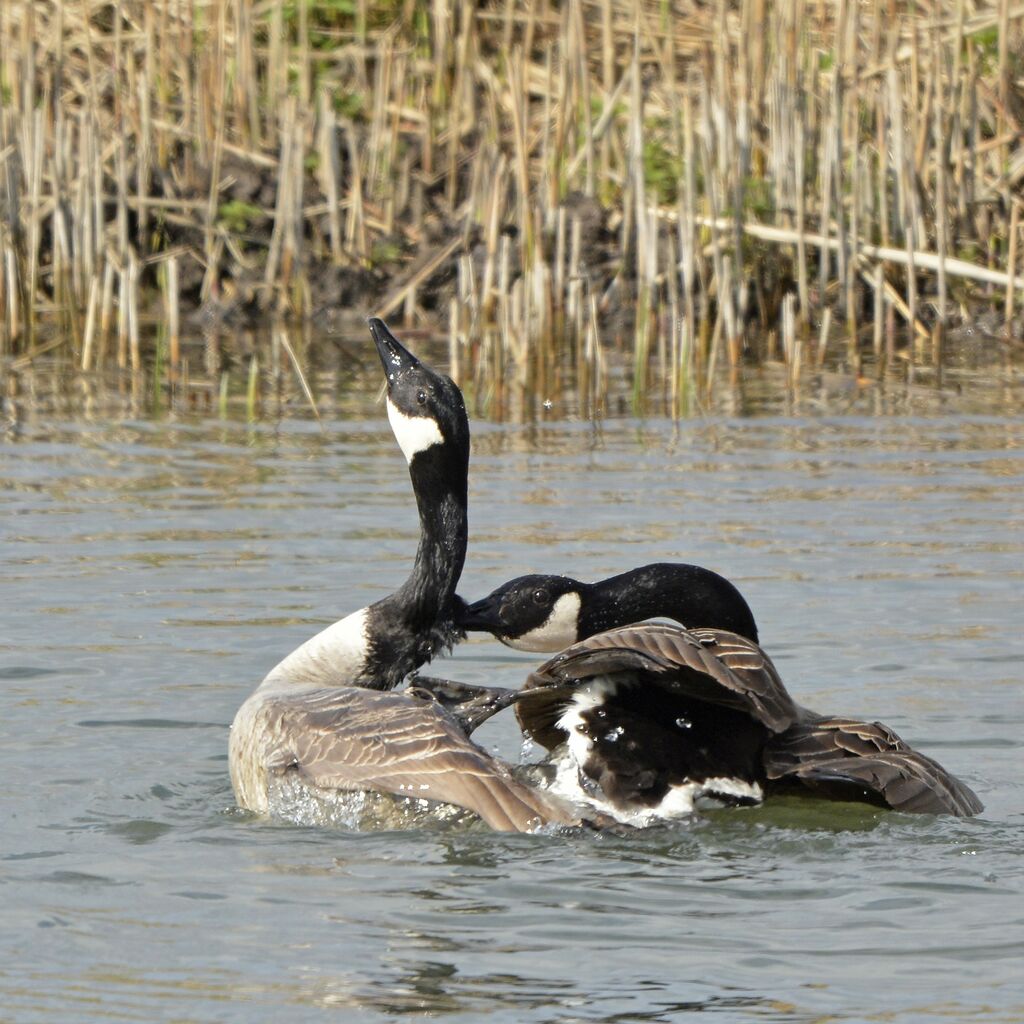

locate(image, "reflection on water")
(3, 325), (1023, 428)
(1, 382), (1023, 1021)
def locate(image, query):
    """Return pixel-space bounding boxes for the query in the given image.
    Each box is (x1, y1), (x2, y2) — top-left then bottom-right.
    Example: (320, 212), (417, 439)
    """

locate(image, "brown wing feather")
(516, 623), (800, 749)
(764, 715), (984, 817)
(261, 687), (581, 832)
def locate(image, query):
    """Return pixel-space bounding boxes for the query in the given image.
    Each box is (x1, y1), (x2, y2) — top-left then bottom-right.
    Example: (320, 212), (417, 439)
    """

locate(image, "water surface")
(2, 396), (1022, 1022)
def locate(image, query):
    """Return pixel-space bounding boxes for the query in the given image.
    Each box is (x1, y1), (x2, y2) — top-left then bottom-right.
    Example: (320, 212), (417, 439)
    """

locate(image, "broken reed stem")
(1005, 201), (1020, 334)
(677, 213), (1024, 295)
(276, 325), (320, 421)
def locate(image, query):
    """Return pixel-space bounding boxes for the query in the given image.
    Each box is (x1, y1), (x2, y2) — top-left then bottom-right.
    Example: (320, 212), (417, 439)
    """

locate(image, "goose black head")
(368, 317), (469, 477)
(462, 574), (585, 652)
(462, 562), (761, 653)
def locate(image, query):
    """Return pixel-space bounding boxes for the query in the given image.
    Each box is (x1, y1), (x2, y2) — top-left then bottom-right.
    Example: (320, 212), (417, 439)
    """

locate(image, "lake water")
(2, 364), (1023, 1022)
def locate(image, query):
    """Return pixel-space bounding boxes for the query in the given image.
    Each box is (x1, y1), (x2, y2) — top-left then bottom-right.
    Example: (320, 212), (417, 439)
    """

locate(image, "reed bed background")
(1, 0), (1022, 417)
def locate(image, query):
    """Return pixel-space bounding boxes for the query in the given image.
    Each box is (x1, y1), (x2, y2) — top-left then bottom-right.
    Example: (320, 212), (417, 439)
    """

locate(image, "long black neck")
(393, 458), (467, 629)
(366, 442), (469, 687)
(579, 563), (759, 643)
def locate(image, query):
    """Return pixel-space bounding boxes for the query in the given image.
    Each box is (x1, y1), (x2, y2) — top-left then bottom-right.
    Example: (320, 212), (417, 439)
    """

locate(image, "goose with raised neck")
(228, 321), (582, 832)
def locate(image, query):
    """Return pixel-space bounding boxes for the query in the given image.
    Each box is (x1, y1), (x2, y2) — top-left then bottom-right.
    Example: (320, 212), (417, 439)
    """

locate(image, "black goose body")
(461, 566), (983, 818)
(228, 321), (582, 832)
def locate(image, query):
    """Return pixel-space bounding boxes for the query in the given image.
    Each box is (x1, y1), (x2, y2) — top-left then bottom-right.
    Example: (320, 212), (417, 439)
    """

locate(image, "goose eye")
(531, 588), (550, 606)
(416, 390), (428, 405)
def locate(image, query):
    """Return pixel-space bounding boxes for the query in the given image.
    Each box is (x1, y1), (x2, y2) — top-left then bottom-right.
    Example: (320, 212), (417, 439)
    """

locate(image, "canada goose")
(228, 320), (581, 833)
(459, 565), (983, 819)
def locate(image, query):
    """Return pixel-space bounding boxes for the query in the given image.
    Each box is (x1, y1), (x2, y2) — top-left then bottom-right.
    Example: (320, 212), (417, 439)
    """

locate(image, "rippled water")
(2, 395), (1023, 1021)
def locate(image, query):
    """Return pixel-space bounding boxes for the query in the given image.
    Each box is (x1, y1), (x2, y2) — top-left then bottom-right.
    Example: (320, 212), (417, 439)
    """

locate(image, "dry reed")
(0, 0), (1022, 416)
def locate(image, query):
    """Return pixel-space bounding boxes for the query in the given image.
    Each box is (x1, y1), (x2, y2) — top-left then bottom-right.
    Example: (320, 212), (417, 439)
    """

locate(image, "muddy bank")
(116, 149), (1023, 357)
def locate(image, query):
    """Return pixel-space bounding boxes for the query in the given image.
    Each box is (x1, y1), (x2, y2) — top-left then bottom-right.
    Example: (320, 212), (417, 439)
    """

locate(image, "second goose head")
(461, 561), (759, 651)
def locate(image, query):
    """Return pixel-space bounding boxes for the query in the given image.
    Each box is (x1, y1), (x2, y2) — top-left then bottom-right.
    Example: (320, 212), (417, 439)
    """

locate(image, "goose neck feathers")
(260, 321), (469, 693)
(583, 563), (758, 644)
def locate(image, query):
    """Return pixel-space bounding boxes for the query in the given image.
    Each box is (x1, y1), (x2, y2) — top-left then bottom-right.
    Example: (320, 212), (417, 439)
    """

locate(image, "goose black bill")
(368, 317), (420, 381)
(460, 594), (503, 633)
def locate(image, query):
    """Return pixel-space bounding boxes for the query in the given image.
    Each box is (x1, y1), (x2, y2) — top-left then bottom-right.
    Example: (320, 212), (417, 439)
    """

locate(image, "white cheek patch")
(386, 398), (444, 463)
(502, 592), (583, 652)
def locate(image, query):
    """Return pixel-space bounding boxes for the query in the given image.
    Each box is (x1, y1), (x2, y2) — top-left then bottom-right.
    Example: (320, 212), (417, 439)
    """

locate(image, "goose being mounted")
(459, 564), (983, 821)
(228, 320), (582, 833)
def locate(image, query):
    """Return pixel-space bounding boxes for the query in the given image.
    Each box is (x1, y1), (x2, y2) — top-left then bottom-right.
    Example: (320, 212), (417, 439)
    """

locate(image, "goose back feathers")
(517, 624), (798, 750)
(231, 683), (577, 830)
(512, 623), (795, 819)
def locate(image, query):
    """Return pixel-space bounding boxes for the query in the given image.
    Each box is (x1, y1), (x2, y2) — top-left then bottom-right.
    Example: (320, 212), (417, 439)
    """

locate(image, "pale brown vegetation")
(1, 1), (1022, 414)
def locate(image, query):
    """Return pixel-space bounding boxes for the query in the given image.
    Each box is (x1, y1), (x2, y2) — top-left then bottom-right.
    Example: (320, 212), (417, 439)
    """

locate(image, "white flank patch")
(503, 592), (583, 652)
(653, 783), (700, 819)
(262, 606), (371, 689)
(555, 678), (619, 731)
(694, 777), (764, 808)
(387, 397), (444, 463)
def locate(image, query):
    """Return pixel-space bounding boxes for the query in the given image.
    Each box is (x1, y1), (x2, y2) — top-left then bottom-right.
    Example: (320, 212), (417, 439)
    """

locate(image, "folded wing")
(260, 687), (582, 832)
(764, 714), (984, 816)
